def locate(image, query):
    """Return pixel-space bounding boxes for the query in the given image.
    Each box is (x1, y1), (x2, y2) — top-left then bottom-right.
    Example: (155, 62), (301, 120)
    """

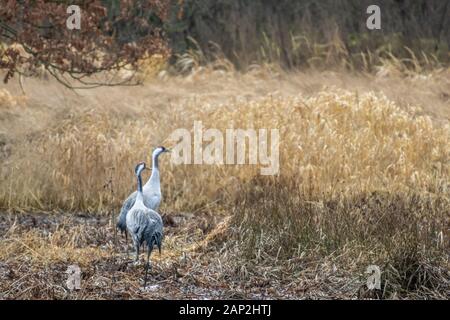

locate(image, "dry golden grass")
(1, 84), (448, 211)
(0, 67), (449, 299)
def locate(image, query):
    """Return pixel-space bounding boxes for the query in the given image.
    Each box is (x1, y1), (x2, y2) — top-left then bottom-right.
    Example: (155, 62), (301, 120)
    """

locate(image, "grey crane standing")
(126, 162), (164, 287)
(117, 146), (169, 247)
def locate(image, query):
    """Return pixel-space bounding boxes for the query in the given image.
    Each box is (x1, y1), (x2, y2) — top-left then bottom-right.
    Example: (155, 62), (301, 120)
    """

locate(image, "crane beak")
(165, 148), (171, 153)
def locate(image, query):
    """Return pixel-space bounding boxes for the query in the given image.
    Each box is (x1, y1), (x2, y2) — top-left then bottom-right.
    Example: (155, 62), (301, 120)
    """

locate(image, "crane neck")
(136, 171), (144, 203)
(144, 152), (161, 189)
(152, 152), (159, 171)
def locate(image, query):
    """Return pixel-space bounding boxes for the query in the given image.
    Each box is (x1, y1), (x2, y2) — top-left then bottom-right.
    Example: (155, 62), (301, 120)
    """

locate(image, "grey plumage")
(126, 162), (164, 287)
(117, 190), (161, 234)
(117, 146), (169, 234)
(126, 206), (163, 258)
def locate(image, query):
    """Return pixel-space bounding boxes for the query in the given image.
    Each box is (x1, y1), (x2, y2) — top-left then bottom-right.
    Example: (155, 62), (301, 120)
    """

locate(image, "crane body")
(126, 162), (164, 287)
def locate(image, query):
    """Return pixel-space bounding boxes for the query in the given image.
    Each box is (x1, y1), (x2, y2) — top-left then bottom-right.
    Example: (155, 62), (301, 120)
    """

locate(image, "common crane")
(117, 146), (169, 238)
(126, 162), (164, 287)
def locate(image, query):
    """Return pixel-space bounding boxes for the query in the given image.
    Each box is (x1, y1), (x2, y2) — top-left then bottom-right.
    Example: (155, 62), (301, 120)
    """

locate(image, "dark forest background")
(161, 0), (449, 68)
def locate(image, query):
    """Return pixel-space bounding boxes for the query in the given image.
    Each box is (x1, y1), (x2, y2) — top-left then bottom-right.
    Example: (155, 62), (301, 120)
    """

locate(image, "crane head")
(153, 146), (171, 157)
(134, 162), (147, 176)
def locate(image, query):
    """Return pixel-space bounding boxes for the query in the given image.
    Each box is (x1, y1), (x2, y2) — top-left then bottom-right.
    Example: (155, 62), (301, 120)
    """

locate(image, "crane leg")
(125, 232), (129, 258)
(144, 248), (152, 288)
(135, 243), (140, 263)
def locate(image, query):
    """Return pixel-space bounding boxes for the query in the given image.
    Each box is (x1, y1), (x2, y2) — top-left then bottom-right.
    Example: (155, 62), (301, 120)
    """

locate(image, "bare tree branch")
(0, 0), (169, 88)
